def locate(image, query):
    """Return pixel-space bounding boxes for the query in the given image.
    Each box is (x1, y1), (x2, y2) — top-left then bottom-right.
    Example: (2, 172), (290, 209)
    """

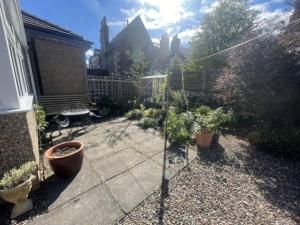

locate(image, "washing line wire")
(144, 17), (300, 75)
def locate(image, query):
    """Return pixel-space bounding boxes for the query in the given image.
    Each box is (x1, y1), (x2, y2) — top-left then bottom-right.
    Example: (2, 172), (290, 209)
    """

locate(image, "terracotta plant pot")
(45, 141), (84, 178)
(196, 133), (214, 148)
(0, 175), (34, 218)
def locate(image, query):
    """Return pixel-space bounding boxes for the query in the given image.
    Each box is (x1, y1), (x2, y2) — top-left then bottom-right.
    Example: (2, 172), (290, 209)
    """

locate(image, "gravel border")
(117, 135), (300, 225)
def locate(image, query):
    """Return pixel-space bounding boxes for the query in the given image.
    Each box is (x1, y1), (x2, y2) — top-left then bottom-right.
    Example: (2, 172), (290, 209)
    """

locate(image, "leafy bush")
(248, 127), (300, 157)
(193, 107), (229, 133)
(166, 110), (194, 146)
(97, 96), (135, 116)
(125, 109), (144, 120)
(170, 90), (188, 113)
(138, 117), (159, 129)
(143, 108), (165, 118)
(193, 105), (212, 116)
(141, 97), (163, 109)
(0, 161), (36, 190)
(34, 104), (48, 131)
(215, 35), (300, 127)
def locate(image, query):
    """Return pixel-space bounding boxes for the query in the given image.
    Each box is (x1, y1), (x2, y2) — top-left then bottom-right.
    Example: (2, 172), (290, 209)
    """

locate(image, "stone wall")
(0, 110), (39, 177)
(34, 38), (86, 95)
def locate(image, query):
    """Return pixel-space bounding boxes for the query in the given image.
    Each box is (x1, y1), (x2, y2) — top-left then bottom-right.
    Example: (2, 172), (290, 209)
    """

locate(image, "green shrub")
(0, 161), (36, 190)
(170, 90), (188, 113)
(166, 110), (194, 146)
(141, 97), (163, 109)
(248, 127), (300, 157)
(34, 104), (48, 131)
(193, 105), (212, 116)
(193, 107), (230, 133)
(143, 108), (165, 118)
(125, 109), (144, 120)
(138, 117), (159, 129)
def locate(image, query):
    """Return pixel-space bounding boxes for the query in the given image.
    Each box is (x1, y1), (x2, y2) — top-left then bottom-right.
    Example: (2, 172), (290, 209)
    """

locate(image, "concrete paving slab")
(151, 146), (198, 179)
(117, 148), (147, 169)
(91, 154), (128, 181)
(84, 146), (116, 162)
(45, 159), (101, 211)
(130, 159), (163, 195)
(27, 184), (124, 225)
(106, 171), (147, 213)
(129, 138), (165, 157)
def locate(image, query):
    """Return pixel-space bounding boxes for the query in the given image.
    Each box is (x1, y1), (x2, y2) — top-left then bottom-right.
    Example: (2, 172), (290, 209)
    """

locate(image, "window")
(2, 3), (31, 97)
(132, 46), (142, 62)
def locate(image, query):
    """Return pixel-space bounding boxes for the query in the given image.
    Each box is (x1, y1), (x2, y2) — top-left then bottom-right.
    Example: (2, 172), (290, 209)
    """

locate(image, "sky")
(21, 0), (293, 58)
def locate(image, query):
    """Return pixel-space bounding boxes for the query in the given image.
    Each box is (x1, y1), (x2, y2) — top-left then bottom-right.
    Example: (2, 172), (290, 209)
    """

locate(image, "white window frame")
(0, 0), (33, 113)
(3, 5), (30, 97)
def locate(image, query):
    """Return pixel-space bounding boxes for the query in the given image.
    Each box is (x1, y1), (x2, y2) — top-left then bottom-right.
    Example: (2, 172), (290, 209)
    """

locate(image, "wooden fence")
(169, 70), (222, 100)
(38, 94), (95, 115)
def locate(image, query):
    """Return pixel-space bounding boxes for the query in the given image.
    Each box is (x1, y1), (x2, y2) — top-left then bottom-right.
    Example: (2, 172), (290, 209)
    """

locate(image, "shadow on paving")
(158, 143), (192, 224)
(0, 172), (85, 225)
(197, 141), (300, 222)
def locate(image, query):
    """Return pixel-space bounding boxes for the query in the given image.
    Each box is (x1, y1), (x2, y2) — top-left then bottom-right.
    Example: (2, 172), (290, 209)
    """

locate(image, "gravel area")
(117, 135), (300, 225)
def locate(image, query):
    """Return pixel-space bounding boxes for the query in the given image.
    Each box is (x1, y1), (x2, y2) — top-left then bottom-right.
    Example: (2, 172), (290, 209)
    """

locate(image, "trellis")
(86, 77), (138, 102)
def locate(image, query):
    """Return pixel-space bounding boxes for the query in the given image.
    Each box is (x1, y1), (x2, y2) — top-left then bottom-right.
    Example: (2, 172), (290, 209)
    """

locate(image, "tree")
(281, 0), (300, 67)
(129, 51), (148, 79)
(215, 34), (300, 126)
(118, 50), (148, 80)
(188, 0), (256, 71)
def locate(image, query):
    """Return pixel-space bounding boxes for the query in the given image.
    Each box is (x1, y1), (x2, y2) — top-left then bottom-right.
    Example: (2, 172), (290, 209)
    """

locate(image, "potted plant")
(0, 161), (37, 218)
(210, 108), (229, 144)
(193, 107), (229, 147)
(45, 141), (84, 178)
(193, 115), (215, 148)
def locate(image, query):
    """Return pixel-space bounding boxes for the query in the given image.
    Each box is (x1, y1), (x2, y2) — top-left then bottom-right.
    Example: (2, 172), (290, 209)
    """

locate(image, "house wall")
(0, 110), (39, 177)
(34, 38), (86, 95)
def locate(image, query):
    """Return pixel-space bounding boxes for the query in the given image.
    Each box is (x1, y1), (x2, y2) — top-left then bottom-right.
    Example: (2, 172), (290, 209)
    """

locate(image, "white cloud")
(255, 9), (293, 32)
(251, 0), (293, 32)
(121, 0), (195, 30)
(151, 37), (160, 44)
(178, 27), (201, 44)
(85, 49), (94, 59)
(200, 0), (219, 14)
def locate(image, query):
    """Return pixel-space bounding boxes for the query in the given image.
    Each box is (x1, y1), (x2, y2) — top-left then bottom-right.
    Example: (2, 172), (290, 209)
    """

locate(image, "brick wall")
(34, 38), (86, 95)
(0, 110), (39, 177)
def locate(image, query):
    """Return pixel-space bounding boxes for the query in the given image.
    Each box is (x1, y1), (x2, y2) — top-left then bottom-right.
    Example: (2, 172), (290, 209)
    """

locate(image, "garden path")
(26, 118), (197, 225)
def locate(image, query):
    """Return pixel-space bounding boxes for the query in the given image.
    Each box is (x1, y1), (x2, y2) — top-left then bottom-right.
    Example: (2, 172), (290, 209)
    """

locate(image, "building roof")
(109, 15), (153, 48)
(22, 11), (92, 44)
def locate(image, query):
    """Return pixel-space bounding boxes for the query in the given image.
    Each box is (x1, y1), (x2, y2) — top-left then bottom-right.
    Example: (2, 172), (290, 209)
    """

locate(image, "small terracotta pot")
(196, 133), (214, 148)
(45, 141), (84, 178)
(0, 175), (34, 218)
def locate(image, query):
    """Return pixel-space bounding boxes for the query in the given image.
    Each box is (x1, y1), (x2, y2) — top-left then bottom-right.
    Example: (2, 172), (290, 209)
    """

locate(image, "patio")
(24, 118), (197, 225)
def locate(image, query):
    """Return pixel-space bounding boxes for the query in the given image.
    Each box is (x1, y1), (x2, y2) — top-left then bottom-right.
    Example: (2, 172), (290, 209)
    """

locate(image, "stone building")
(22, 11), (92, 114)
(0, 0), (39, 176)
(90, 16), (157, 75)
(170, 34), (181, 57)
(89, 48), (101, 69)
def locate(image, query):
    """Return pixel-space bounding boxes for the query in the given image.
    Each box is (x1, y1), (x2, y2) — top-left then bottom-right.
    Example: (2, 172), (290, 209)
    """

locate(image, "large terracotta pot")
(45, 141), (84, 178)
(0, 175), (34, 218)
(196, 133), (214, 148)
